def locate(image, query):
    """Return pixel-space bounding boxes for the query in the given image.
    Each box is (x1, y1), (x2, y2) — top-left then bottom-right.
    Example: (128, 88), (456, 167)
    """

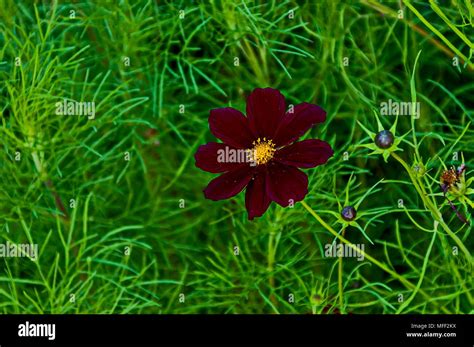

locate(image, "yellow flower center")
(247, 137), (276, 165)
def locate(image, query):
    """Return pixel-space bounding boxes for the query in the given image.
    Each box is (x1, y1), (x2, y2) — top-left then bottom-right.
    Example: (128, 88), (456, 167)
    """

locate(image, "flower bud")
(341, 205), (357, 221)
(375, 130), (394, 149)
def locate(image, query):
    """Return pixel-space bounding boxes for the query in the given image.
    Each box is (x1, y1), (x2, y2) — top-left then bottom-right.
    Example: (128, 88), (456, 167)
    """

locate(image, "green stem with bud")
(301, 200), (450, 313)
(391, 152), (472, 266)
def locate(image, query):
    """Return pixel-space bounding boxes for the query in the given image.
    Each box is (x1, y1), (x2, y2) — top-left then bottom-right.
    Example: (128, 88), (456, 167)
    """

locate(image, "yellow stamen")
(247, 137), (276, 165)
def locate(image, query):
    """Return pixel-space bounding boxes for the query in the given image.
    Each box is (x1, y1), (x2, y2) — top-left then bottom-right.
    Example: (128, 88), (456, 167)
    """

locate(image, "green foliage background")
(0, 0), (473, 314)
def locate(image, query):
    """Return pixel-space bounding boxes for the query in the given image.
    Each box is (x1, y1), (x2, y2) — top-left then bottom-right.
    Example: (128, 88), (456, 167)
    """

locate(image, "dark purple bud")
(375, 130), (394, 149)
(341, 205), (357, 221)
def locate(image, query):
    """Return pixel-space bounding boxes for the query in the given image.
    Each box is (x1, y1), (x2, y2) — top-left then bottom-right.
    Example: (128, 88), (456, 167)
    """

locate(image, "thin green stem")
(267, 230), (277, 306)
(404, 0), (474, 69)
(396, 230), (437, 313)
(338, 228), (346, 312)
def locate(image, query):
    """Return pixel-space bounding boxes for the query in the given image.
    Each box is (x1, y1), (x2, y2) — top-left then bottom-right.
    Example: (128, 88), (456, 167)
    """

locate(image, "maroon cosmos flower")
(194, 88), (333, 220)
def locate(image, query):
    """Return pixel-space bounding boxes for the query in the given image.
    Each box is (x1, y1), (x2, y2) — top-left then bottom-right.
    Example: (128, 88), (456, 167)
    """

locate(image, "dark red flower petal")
(246, 88), (286, 139)
(274, 139), (333, 168)
(273, 102), (326, 146)
(209, 107), (254, 148)
(265, 162), (308, 207)
(195, 142), (247, 173)
(204, 166), (253, 201)
(245, 167), (271, 220)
